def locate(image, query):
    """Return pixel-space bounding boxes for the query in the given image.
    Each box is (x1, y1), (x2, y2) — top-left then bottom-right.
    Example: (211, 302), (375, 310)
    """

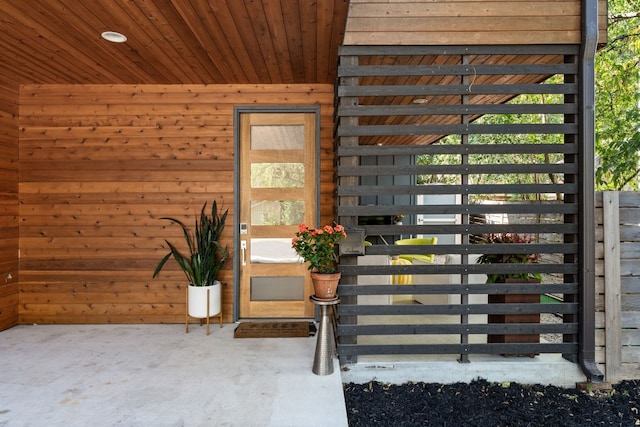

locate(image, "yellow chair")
(391, 256), (412, 285)
(394, 237), (438, 264)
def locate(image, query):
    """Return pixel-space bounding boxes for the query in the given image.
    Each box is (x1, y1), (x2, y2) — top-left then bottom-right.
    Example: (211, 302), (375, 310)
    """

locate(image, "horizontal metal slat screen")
(335, 44), (581, 363)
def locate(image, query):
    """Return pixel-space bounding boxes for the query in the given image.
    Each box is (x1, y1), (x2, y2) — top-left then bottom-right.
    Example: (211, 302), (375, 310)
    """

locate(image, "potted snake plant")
(153, 200), (228, 319)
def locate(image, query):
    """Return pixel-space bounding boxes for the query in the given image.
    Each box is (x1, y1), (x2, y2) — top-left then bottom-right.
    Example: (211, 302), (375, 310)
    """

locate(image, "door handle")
(241, 240), (247, 266)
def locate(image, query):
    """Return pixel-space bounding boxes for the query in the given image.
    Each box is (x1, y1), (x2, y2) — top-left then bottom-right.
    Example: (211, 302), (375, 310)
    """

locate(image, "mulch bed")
(344, 378), (640, 426)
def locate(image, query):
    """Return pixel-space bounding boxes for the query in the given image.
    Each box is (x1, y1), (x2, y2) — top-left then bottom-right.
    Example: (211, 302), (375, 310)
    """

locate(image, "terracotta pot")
(310, 272), (341, 300)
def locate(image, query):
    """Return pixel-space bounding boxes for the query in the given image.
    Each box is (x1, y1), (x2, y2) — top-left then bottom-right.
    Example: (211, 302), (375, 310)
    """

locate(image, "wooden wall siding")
(595, 192), (640, 381)
(344, 0), (608, 46)
(0, 83), (19, 331)
(18, 84), (335, 324)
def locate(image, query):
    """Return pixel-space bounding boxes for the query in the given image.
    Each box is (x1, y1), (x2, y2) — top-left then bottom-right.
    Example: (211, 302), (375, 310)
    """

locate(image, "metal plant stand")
(310, 295), (340, 375)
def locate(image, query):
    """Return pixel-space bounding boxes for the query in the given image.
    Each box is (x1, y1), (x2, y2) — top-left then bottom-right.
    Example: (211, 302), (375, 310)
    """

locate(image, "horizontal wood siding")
(0, 82), (19, 331)
(596, 191), (640, 381)
(18, 84), (335, 324)
(344, 0), (608, 46)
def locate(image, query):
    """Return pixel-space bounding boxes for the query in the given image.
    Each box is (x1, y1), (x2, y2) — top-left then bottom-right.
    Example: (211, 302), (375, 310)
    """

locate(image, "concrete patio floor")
(0, 324), (347, 427)
(1, 322), (590, 426)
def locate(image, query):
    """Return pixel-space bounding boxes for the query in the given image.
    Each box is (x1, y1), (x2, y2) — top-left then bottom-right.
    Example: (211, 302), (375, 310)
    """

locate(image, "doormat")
(233, 321), (317, 338)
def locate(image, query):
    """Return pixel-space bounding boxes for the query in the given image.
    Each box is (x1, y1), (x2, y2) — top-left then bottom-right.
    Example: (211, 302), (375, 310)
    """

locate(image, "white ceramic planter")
(188, 281), (221, 318)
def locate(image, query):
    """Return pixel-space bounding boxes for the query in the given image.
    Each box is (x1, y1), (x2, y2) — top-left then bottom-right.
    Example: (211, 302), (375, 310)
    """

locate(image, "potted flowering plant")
(292, 223), (347, 273)
(292, 223), (347, 299)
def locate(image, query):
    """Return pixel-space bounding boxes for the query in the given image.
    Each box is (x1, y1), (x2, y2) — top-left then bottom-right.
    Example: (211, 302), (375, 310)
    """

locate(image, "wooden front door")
(238, 112), (317, 318)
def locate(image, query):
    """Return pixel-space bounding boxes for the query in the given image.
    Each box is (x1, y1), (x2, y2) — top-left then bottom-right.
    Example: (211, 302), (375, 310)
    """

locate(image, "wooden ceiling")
(0, 1), (598, 148)
(0, 0), (349, 85)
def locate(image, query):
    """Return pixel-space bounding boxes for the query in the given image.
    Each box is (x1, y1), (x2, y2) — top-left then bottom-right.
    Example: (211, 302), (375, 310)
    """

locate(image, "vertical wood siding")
(0, 83), (19, 331)
(344, 0), (608, 46)
(18, 84), (335, 324)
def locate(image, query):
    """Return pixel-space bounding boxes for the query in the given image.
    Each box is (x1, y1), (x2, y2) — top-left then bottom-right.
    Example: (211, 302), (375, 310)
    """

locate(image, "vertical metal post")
(578, 0), (604, 382)
(458, 53), (471, 364)
(336, 52), (360, 365)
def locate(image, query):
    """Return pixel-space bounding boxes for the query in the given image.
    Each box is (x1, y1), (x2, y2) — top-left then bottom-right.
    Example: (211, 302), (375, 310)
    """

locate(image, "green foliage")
(595, 0), (640, 190)
(417, 135), (461, 185)
(153, 200), (228, 286)
(418, 2), (640, 191)
(475, 233), (542, 283)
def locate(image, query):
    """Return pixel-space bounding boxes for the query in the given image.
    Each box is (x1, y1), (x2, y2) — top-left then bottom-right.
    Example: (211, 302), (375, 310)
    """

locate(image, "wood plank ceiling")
(0, 0), (590, 147)
(0, 0), (349, 85)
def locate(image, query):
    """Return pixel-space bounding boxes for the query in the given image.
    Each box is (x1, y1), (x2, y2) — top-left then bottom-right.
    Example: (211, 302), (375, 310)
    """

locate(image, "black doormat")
(233, 321), (317, 338)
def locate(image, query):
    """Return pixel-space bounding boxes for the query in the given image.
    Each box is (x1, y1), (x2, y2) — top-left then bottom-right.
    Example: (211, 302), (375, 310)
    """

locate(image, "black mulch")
(344, 379), (640, 426)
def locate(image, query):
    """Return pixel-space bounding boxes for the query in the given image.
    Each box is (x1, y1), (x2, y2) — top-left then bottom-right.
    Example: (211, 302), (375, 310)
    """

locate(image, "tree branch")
(610, 12), (640, 23)
(618, 167), (640, 191)
(600, 31), (640, 53)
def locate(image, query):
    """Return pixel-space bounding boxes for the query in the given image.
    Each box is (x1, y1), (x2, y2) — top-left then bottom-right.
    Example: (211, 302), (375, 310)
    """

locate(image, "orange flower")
(291, 222), (348, 274)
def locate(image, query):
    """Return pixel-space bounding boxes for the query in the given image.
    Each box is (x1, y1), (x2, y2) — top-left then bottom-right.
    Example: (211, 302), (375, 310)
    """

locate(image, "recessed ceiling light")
(101, 31), (128, 43)
(412, 98), (427, 104)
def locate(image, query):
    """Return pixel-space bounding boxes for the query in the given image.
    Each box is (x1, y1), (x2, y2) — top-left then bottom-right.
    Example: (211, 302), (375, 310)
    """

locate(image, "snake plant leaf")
(153, 200), (228, 287)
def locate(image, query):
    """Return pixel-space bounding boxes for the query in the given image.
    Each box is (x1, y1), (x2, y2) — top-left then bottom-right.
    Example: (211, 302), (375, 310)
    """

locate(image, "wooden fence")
(596, 191), (640, 381)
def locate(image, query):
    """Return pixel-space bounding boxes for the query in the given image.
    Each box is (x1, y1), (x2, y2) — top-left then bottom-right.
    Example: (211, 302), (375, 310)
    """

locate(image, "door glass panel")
(250, 163), (304, 188)
(251, 125), (304, 150)
(250, 238), (302, 264)
(250, 200), (304, 226)
(251, 276), (304, 301)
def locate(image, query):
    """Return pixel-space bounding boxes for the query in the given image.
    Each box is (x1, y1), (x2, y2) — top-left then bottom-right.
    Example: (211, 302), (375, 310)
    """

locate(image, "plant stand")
(185, 286), (223, 335)
(310, 295), (340, 375)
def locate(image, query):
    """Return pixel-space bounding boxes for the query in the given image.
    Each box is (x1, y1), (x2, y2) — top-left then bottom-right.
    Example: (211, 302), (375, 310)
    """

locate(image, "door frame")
(232, 106), (321, 321)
